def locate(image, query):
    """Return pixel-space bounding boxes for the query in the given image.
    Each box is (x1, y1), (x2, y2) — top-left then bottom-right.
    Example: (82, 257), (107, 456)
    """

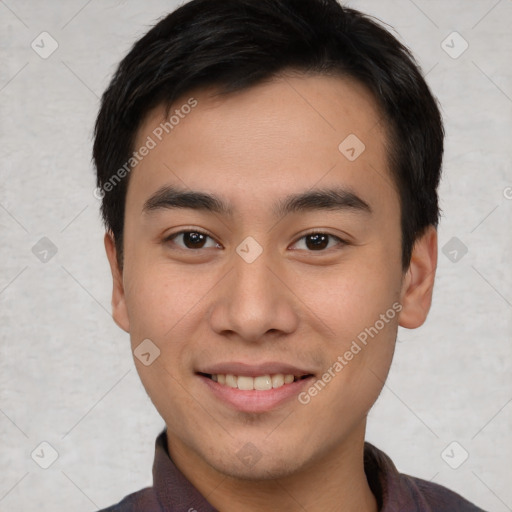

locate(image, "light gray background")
(1, 0), (511, 511)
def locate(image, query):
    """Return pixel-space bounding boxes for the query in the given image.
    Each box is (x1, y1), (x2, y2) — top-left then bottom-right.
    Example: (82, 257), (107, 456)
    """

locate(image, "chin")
(216, 455), (305, 481)
(200, 440), (309, 481)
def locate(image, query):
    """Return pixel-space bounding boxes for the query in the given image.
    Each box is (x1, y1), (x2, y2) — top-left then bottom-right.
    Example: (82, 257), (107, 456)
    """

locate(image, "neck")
(167, 422), (378, 512)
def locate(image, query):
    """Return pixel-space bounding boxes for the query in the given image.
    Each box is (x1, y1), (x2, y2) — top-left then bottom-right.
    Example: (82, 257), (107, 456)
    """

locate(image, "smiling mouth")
(197, 372), (313, 391)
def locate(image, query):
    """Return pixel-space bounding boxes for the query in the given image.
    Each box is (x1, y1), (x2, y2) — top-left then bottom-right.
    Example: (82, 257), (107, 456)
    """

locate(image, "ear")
(104, 232), (130, 333)
(398, 225), (438, 329)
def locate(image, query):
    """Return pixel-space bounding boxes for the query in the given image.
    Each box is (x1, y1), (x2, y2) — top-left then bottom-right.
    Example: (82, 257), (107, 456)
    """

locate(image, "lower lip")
(198, 374), (314, 413)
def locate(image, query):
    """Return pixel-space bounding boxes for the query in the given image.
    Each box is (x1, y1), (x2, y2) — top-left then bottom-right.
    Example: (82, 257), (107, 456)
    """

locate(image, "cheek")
(121, 262), (205, 422)
(293, 251), (400, 400)
(299, 315), (397, 436)
(291, 252), (401, 338)
(123, 260), (212, 340)
(132, 358), (205, 445)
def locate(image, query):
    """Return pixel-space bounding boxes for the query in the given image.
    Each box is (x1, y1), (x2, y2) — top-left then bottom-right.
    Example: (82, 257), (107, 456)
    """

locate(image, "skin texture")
(104, 73), (437, 512)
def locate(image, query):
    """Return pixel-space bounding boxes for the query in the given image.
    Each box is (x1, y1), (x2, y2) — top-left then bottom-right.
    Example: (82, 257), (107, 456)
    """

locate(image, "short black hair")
(93, 0), (444, 272)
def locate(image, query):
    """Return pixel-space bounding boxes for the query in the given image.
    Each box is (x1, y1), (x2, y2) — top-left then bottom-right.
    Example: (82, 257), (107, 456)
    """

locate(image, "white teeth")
(237, 375), (254, 391)
(225, 374), (237, 388)
(254, 375), (272, 390)
(271, 374), (284, 388)
(209, 373), (303, 390)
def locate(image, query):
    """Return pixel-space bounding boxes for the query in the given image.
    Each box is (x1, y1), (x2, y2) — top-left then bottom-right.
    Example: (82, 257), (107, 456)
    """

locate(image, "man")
(93, 0), (485, 510)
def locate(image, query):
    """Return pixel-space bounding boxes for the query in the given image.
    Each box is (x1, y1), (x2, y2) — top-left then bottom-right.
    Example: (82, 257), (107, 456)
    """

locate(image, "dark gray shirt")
(99, 429), (486, 511)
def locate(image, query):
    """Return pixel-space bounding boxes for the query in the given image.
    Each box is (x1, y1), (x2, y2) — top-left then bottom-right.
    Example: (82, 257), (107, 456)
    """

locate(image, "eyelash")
(163, 229), (348, 252)
(291, 230), (348, 251)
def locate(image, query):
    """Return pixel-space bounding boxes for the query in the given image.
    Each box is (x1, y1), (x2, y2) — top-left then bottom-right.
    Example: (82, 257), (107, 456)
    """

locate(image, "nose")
(208, 244), (300, 343)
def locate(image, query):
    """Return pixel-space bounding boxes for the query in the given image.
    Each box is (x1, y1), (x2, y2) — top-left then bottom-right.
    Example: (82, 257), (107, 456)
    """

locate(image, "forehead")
(127, 73), (398, 220)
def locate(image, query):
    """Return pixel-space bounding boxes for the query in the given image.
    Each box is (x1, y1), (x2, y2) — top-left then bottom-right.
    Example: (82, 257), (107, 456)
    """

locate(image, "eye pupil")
(184, 232), (206, 248)
(171, 231), (339, 252)
(306, 233), (328, 250)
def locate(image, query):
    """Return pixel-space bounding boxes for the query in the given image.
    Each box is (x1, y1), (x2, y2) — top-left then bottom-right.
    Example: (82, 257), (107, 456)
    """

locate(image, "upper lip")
(196, 362), (314, 378)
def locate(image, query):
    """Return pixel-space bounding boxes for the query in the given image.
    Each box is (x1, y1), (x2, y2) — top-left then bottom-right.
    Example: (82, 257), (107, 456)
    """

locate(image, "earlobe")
(104, 232), (130, 333)
(398, 226), (438, 329)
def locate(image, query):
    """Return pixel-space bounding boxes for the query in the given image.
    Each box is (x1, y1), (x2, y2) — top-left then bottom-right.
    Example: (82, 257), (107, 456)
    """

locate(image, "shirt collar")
(151, 429), (425, 512)
(153, 429), (217, 512)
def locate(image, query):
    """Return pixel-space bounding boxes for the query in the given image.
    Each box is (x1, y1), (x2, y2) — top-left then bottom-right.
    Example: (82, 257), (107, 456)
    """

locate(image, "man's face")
(106, 74), (428, 479)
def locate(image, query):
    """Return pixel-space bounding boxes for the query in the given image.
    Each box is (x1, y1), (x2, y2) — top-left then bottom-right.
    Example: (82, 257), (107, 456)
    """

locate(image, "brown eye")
(291, 232), (346, 252)
(165, 230), (220, 250)
(305, 233), (329, 250)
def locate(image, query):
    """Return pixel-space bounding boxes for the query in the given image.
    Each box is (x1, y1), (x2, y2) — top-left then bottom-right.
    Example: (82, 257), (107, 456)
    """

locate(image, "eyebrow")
(142, 185), (372, 218)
